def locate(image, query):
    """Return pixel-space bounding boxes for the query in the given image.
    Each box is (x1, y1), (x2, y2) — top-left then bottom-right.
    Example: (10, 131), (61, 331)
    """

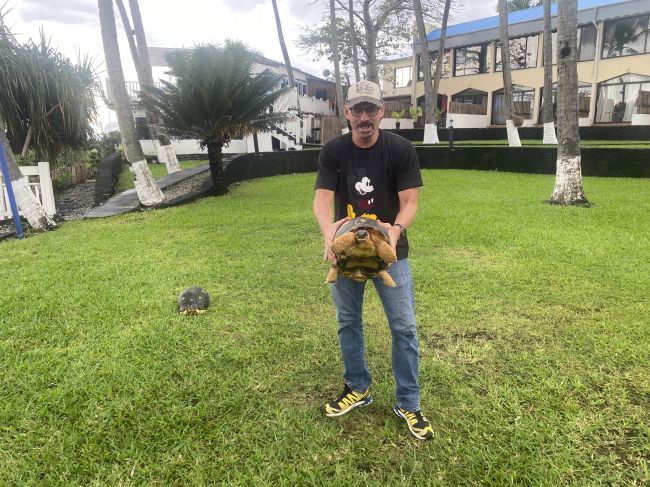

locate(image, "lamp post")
(449, 118), (454, 149)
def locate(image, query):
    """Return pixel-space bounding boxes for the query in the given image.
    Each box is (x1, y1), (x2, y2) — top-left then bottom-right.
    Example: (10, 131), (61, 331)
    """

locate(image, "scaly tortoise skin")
(325, 217), (398, 287)
(177, 286), (210, 315)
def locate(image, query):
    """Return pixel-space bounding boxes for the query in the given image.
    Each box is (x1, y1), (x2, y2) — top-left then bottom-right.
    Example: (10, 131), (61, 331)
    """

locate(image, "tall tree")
(504, 0), (542, 11)
(414, 0), (451, 144)
(498, 0), (522, 147)
(348, 0), (361, 81)
(299, 0), (440, 84)
(549, 0), (587, 205)
(541, 0), (557, 144)
(98, 0), (163, 206)
(271, 0), (302, 140)
(330, 0), (348, 132)
(0, 16), (57, 230)
(117, 0), (181, 174)
(140, 42), (289, 195)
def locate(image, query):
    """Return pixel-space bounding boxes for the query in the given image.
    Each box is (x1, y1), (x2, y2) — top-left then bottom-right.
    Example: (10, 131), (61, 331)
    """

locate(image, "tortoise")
(325, 217), (397, 287)
(177, 286), (210, 315)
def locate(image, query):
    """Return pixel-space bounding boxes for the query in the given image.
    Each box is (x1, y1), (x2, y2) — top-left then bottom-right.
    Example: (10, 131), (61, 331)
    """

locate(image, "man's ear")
(343, 105), (352, 121)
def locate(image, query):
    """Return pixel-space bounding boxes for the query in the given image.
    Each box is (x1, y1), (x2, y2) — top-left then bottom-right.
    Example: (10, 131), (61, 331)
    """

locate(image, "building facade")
(383, 0), (650, 129)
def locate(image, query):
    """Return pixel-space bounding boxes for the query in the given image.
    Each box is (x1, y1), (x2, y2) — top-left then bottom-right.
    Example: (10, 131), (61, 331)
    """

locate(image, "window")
(450, 89), (488, 115)
(491, 85), (535, 125)
(495, 34), (539, 71)
(596, 73), (650, 123)
(394, 66), (412, 88)
(454, 44), (490, 76)
(602, 15), (650, 58)
(577, 24), (597, 61)
(539, 82), (592, 122)
(547, 24), (598, 64)
(417, 50), (451, 80)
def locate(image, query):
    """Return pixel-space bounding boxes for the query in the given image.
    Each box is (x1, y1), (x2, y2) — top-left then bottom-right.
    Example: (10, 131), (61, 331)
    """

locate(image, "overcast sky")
(6, 0), (498, 130)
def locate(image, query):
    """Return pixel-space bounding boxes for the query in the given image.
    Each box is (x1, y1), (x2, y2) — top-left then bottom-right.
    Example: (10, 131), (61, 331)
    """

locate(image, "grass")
(1, 170), (649, 485)
(115, 159), (207, 193)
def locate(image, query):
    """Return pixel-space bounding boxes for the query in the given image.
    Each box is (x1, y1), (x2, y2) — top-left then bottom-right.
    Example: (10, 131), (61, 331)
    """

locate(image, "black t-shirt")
(314, 130), (423, 260)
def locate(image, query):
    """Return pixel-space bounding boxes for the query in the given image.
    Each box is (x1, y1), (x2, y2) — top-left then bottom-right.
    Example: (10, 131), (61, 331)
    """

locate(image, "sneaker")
(393, 404), (434, 440)
(322, 383), (373, 417)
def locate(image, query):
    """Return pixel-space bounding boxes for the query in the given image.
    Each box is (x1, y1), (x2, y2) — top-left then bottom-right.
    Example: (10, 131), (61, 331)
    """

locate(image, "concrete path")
(85, 163), (209, 219)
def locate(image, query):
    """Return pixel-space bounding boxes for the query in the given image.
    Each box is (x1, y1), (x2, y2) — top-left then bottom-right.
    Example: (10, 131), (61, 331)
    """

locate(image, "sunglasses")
(349, 105), (380, 117)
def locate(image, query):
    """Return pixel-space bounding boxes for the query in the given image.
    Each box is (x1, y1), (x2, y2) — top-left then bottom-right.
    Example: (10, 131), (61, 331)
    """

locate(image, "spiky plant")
(141, 41), (289, 195)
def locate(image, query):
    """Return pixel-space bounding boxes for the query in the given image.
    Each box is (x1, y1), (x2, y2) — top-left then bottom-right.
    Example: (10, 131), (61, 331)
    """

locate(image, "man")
(313, 80), (433, 441)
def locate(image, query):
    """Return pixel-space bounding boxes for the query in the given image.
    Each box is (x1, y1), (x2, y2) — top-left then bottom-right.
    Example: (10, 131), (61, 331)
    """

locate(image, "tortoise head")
(354, 229), (369, 242)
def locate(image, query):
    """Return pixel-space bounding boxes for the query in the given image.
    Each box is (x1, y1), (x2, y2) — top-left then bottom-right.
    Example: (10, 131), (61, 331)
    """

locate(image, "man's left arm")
(387, 188), (420, 252)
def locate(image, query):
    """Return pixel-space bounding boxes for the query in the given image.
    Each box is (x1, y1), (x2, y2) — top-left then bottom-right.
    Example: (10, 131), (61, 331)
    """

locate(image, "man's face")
(344, 102), (384, 143)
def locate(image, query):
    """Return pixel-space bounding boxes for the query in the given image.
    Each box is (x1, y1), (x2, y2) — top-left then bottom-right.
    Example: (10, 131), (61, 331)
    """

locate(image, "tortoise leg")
(330, 232), (356, 255)
(378, 270), (397, 287)
(325, 266), (338, 284)
(371, 234), (397, 263)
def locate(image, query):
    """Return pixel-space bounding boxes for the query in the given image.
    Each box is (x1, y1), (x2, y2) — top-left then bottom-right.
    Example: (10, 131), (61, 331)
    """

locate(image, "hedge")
(390, 125), (650, 141)
(414, 146), (650, 178)
(94, 152), (124, 205)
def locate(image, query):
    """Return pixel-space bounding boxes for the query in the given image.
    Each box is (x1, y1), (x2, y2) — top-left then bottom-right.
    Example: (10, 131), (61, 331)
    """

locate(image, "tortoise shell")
(331, 217), (394, 283)
(334, 217), (390, 241)
(178, 286), (210, 315)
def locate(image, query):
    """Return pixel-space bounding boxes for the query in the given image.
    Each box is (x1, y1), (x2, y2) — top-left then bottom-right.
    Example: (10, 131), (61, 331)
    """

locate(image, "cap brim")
(347, 96), (383, 107)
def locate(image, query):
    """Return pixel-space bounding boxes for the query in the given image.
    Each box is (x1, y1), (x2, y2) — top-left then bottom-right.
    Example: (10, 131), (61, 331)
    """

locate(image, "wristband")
(394, 223), (406, 238)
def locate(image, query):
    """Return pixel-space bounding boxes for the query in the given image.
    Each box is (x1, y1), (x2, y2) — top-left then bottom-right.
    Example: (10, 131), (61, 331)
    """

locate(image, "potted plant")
(408, 106), (423, 127)
(391, 109), (405, 129)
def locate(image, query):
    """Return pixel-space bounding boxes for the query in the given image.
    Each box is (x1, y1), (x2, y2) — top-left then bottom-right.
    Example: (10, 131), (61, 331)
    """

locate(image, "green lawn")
(115, 159), (207, 193)
(1, 170), (648, 485)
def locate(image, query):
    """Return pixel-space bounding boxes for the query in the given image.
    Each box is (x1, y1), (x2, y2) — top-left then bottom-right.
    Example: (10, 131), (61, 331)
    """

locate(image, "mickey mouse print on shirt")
(347, 168), (377, 220)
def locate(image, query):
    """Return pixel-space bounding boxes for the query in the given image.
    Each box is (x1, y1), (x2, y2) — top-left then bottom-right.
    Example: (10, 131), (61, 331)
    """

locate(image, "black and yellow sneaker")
(393, 404), (434, 440)
(322, 383), (373, 417)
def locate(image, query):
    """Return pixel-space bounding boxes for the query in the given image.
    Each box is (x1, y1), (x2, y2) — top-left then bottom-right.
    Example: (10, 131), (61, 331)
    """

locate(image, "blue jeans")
(330, 258), (420, 412)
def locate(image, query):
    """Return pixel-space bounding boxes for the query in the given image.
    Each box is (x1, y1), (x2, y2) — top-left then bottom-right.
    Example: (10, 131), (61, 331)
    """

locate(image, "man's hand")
(322, 217), (350, 263)
(377, 221), (401, 255)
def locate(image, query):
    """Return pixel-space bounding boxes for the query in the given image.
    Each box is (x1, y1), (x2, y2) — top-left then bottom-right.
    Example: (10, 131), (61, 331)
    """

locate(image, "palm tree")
(330, 0), (348, 133)
(0, 16), (56, 230)
(348, 0), (361, 82)
(549, 0), (587, 205)
(271, 0), (302, 139)
(98, 0), (164, 206)
(414, 0), (451, 144)
(140, 42), (289, 195)
(498, 0), (522, 147)
(541, 0), (557, 144)
(505, 0), (541, 11)
(115, 0), (181, 174)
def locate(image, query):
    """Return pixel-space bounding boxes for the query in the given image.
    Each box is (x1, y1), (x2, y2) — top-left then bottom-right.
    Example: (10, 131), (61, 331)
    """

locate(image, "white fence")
(0, 162), (56, 220)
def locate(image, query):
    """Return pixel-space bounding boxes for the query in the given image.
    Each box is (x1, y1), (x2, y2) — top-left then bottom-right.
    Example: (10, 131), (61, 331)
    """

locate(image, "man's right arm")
(313, 188), (347, 263)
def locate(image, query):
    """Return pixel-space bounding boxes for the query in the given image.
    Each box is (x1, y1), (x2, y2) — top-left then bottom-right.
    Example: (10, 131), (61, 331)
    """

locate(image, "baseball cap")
(346, 80), (383, 107)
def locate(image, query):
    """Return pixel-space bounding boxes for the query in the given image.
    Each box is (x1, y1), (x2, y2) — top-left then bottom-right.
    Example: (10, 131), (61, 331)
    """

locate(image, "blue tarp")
(426, 0), (628, 42)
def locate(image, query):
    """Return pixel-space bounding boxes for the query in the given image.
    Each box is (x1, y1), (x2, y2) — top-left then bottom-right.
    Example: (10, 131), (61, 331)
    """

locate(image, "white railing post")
(38, 162), (56, 216)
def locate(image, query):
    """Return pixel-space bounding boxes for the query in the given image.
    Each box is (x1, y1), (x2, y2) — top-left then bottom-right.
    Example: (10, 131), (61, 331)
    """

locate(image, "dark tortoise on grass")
(178, 286), (210, 315)
(325, 217), (398, 287)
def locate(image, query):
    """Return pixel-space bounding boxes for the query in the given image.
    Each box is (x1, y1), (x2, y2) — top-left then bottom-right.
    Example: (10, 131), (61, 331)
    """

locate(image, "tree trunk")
(348, 0), (360, 82)
(98, 0), (164, 206)
(1, 122), (56, 230)
(542, 0), (558, 144)
(550, 0), (588, 206)
(415, 0), (451, 144)
(362, 1), (379, 84)
(128, 0), (181, 173)
(207, 140), (227, 196)
(498, 0), (521, 147)
(330, 0), (348, 133)
(272, 0), (302, 139)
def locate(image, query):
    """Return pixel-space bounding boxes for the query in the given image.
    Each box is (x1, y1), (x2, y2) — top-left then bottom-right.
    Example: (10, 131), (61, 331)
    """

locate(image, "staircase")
(272, 91), (304, 150)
